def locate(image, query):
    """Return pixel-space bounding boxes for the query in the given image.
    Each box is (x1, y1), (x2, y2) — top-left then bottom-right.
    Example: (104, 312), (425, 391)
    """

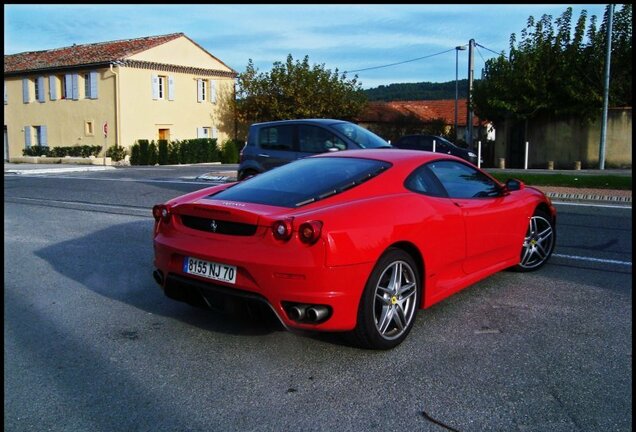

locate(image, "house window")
(158, 75), (166, 100)
(34, 78), (41, 101)
(197, 127), (211, 138)
(59, 75), (68, 99)
(30, 125), (48, 147)
(85, 121), (95, 136)
(82, 72), (98, 99)
(84, 73), (90, 98)
(197, 79), (207, 102)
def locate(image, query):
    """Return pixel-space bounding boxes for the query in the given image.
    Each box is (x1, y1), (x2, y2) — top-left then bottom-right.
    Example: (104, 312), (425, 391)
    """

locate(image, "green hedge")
(129, 138), (222, 165)
(22, 145), (102, 157)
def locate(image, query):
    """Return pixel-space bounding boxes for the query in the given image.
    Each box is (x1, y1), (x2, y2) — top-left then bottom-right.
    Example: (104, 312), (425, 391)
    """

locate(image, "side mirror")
(505, 178), (525, 192)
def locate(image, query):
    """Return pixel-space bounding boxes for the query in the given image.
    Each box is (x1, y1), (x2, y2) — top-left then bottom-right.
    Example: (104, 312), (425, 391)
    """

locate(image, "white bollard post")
(477, 140), (482, 168)
(432, 139), (436, 153)
(524, 141), (529, 170)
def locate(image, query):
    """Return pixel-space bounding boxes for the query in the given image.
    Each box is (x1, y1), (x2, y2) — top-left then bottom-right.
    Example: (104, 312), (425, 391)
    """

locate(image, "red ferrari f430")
(152, 149), (556, 349)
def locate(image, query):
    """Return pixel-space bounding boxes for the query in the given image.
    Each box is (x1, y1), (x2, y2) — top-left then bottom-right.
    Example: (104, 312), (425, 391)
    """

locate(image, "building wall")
(493, 108), (632, 169)
(116, 66), (235, 147)
(128, 37), (229, 70)
(4, 71), (117, 160)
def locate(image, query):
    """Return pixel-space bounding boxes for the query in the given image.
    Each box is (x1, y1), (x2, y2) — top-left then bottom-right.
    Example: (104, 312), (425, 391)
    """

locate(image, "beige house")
(4, 33), (237, 161)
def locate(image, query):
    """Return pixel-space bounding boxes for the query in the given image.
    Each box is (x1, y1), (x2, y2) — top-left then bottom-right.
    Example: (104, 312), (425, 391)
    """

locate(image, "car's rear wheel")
(513, 209), (555, 272)
(351, 248), (420, 349)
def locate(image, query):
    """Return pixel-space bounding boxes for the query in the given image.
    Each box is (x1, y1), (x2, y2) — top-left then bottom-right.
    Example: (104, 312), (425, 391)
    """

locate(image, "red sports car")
(152, 149), (556, 349)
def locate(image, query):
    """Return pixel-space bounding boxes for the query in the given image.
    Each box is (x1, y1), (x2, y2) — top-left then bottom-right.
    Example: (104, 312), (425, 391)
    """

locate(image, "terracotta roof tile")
(4, 33), (184, 74)
(359, 100), (485, 127)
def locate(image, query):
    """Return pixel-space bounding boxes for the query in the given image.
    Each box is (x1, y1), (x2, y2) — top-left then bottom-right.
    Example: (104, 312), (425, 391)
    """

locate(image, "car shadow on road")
(34, 219), (286, 337)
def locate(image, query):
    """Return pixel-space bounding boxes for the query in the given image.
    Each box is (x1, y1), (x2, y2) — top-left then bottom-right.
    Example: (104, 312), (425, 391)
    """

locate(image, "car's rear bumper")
(153, 232), (373, 331)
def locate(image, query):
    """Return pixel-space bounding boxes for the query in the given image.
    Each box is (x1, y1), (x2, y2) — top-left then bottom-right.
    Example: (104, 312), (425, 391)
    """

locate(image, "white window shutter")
(211, 127), (218, 139)
(168, 76), (175, 101)
(197, 79), (204, 103)
(151, 75), (159, 100)
(89, 71), (98, 99)
(40, 126), (48, 146)
(37, 77), (46, 102)
(196, 127), (205, 138)
(24, 126), (32, 147)
(49, 76), (57, 100)
(209, 80), (217, 103)
(22, 78), (30, 103)
(71, 73), (79, 100)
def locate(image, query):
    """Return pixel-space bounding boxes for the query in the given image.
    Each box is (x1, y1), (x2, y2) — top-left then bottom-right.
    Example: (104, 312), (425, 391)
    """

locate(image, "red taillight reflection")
(272, 218), (293, 241)
(299, 221), (322, 244)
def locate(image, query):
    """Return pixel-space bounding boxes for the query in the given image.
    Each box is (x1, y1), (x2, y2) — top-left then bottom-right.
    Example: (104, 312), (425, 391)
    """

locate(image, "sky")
(4, 4), (609, 89)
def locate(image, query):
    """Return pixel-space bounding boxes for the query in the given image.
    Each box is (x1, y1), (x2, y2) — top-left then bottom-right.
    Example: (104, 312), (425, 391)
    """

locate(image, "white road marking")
(552, 254), (632, 267)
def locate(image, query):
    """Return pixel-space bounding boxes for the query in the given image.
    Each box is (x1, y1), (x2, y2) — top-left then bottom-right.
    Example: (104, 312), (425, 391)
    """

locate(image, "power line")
(344, 47), (456, 73)
(474, 42), (504, 56)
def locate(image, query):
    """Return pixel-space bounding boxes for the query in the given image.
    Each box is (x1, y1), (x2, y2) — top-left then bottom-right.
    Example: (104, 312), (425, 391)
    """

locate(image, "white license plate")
(183, 256), (237, 284)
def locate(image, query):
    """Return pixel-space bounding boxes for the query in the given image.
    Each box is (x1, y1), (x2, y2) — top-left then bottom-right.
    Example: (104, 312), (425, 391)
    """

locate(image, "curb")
(545, 192), (631, 203)
(5, 166), (116, 175)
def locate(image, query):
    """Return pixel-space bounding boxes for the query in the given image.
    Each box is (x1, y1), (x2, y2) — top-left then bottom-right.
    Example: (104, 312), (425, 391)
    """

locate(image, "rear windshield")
(210, 157), (391, 208)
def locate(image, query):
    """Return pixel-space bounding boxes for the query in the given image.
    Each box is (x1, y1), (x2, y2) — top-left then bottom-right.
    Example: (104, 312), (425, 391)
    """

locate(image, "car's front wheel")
(351, 248), (420, 349)
(513, 209), (555, 271)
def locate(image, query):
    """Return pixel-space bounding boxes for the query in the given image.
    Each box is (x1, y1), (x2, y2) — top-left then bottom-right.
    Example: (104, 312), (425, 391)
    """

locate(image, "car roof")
(313, 148), (459, 164)
(251, 118), (349, 127)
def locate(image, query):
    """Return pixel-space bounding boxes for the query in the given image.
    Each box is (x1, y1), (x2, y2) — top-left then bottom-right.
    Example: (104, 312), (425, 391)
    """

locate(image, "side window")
(427, 160), (500, 198)
(298, 125), (346, 153)
(259, 125), (294, 151)
(396, 136), (417, 150)
(419, 136), (433, 151)
(404, 164), (447, 197)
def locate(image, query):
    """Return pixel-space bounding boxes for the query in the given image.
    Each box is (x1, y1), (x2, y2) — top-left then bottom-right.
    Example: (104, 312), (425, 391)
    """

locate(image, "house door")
(158, 128), (170, 140)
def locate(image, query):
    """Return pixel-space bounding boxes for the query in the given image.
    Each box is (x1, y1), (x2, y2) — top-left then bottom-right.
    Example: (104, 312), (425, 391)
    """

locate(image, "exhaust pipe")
(288, 305), (307, 321)
(306, 306), (329, 322)
(152, 270), (164, 286)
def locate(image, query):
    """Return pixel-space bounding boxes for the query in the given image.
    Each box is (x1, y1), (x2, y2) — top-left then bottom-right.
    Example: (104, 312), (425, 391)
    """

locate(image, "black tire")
(512, 209), (555, 272)
(238, 169), (258, 181)
(351, 248), (420, 350)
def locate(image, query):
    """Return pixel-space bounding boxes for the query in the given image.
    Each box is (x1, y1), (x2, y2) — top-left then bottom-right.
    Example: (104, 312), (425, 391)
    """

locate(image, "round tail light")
(152, 204), (171, 223)
(299, 221), (323, 244)
(272, 218), (293, 241)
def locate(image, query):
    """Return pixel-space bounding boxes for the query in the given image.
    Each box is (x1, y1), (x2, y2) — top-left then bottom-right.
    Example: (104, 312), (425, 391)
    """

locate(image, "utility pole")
(466, 39), (475, 150)
(599, 4), (614, 170)
(454, 45), (467, 142)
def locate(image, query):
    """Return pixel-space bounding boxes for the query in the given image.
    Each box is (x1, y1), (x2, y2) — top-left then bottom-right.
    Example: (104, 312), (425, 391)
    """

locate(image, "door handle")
(257, 154), (271, 158)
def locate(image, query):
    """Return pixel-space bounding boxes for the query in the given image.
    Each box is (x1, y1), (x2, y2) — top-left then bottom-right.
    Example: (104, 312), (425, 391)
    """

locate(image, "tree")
(473, 4), (632, 125)
(235, 54), (368, 124)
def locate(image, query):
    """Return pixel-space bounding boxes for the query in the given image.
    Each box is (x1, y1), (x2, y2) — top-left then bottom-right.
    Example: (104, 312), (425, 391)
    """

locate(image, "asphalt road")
(4, 168), (632, 432)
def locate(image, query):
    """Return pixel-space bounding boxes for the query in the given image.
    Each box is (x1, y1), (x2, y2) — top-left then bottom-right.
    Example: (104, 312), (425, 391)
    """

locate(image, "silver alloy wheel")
(519, 215), (554, 269)
(373, 260), (418, 340)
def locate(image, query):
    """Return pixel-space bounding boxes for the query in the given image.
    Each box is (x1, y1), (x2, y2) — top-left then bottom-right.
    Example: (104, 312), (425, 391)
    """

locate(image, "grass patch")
(486, 172), (632, 190)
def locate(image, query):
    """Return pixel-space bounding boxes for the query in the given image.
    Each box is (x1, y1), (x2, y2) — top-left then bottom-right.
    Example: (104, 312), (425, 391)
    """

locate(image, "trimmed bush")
(130, 143), (140, 165)
(158, 139), (169, 165)
(138, 140), (150, 165)
(148, 141), (158, 165)
(106, 145), (127, 161)
(22, 145), (50, 157)
(168, 140), (180, 164)
(221, 139), (242, 164)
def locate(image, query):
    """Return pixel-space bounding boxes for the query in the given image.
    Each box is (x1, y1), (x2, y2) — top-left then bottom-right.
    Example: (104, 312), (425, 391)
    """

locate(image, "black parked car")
(237, 119), (391, 180)
(393, 134), (480, 165)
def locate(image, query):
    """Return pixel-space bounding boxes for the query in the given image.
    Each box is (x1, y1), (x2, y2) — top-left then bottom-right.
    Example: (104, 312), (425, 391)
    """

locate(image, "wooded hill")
(363, 79), (470, 101)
